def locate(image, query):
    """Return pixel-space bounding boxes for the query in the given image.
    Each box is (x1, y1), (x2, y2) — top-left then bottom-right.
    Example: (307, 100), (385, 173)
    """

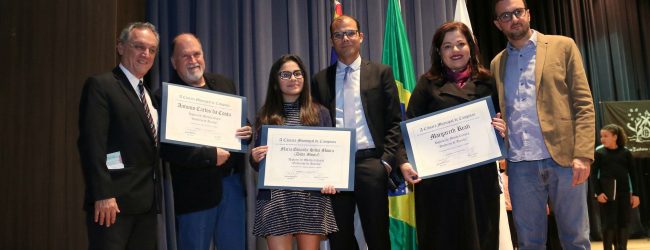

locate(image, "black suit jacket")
(78, 67), (160, 214)
(158, 73), (247, 214)
(311, 60), (406, 168)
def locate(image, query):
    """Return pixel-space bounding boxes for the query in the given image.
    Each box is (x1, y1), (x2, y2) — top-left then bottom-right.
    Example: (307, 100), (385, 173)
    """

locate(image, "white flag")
(454, 0), (473, 34)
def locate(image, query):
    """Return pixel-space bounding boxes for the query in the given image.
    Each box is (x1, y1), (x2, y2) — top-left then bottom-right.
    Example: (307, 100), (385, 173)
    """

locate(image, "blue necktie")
(343, 66), (356, 129)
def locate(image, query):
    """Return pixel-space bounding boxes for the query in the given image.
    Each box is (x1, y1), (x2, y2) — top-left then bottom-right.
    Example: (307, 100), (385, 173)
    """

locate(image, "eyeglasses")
(278, 70), (303, 80)
(332, 30), (359, 40)
(496, 8), (527, 22)
(127, 42), (158, 54)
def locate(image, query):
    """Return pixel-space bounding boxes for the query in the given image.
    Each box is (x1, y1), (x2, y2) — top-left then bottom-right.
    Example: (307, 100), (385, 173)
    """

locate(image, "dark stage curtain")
(468, 0), (650, 241)
(146, 0), (459, 249)
(4, 0), (648, 249)
(0, 0), (148, 249)
(146, 0), (650, 248)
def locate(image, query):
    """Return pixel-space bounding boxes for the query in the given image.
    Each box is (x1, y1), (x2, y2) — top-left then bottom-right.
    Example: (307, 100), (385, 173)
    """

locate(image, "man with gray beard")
(158, 33), (251, 250)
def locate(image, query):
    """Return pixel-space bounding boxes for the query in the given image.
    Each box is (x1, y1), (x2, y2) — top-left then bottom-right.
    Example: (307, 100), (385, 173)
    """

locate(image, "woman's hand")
(321, 185), (337, 195)
(492, 112), (507, 138)
(597, 193), (608, 203)
(631, 195), (640, 208)
(251, 146), (268, 163)
(400, 163), (421, 184)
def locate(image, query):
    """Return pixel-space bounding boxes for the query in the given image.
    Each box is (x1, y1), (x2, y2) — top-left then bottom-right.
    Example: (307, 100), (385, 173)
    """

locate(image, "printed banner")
(602, 101), (650, 158)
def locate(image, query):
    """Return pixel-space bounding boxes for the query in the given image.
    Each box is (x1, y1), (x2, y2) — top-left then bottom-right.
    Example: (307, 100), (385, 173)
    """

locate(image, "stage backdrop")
(602, 101), (650, 158)
(144, 0), (650, 249)
(146, 0), (459, 249)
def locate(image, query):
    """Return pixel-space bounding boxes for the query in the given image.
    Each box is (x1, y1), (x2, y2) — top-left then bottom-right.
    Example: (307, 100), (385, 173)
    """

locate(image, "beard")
(182, 64), (204, 84)
(184, 70), (203, 83)
(505, 21), (531, 41)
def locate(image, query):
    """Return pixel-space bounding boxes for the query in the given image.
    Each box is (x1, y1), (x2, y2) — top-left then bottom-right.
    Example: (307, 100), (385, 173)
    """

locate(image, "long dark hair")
(424, 21), (491, 82)
(255, 54), (319, 130)
(602, 124), (628, 147)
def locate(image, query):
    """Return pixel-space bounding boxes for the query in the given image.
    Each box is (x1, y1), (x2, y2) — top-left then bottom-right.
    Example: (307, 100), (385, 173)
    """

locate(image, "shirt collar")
(337, 55), (362, 71)
(118, 64), (143, 90)
(506, 29), (538, 52)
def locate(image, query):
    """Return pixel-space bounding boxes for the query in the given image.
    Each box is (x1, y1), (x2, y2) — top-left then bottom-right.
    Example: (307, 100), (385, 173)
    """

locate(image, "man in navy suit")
(311, 15), (418, 250)
(159, 33), (252, 250)
(78, 22), (161, 250)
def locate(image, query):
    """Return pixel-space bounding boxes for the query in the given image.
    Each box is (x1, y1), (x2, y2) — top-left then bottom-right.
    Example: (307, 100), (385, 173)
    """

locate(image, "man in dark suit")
(159, 33), (251, 250)
(311, 15), (418, 250)
(78, 22), (161, 250)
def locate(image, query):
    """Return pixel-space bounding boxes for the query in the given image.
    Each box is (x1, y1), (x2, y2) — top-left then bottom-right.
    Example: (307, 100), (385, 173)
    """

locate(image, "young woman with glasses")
(250, 54), (338, 250)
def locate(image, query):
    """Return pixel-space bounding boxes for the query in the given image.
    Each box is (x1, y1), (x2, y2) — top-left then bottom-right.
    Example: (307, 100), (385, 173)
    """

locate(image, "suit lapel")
(327, 65), (337, 120)
(359, 60), (371, 120)
(205, 76), (219, 91)
(498, 51), (508, 85)
(204, 74), (226, 93)
(535, 32), (548, 92)
(497, 50), (508, 116)
(112, 67), (155, 143)
(439, 81), (473, 101)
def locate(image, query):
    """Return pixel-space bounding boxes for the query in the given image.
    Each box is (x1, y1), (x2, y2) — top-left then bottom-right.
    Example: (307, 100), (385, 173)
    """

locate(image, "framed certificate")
(400, 96), (506, 179)
(160, 82), (247, 152)
(258, 125), (356, 191)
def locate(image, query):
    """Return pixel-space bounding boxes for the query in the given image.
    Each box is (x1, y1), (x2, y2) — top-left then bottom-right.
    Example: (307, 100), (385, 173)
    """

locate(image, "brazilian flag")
(382, 0), (416, 116)
(381, 0), (417, 249)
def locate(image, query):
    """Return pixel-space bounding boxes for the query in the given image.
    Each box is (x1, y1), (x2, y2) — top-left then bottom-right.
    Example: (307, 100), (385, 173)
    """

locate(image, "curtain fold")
(146, 1), (456, 249)
(147, 0), (650, 248)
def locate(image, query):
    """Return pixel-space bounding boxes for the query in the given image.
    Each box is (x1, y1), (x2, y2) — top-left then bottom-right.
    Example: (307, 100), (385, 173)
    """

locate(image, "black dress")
(252, 102), (338, 237)
(406, 76), (501, 250)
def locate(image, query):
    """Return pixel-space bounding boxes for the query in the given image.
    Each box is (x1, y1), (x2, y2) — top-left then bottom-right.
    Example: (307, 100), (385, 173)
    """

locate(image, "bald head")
(171, 33), (206, 86)
(330, 15), (360, 35)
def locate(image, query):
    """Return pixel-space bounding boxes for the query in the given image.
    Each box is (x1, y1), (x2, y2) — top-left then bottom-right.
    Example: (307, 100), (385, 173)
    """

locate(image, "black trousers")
(86, 211), (157, 250)
(601, 193), (632, 229)
(328, 157), (390, 250)
(600, 193), (632, 250)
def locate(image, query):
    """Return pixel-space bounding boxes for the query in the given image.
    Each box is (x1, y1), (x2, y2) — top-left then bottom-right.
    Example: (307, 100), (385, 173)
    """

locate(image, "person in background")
(593, 124), (640, 250)
(403, 21), (506, 249)
(250, 54), (338, 250)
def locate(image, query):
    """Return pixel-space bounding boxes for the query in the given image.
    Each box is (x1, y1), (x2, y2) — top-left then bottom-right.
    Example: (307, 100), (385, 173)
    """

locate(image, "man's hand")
(571, 157), (591, 186)
(597, 193), (608, 204)
(400, 163), (421, 185)
(236, 126), (252, 140)
(94, 198), (120, 227)
(216, 148), (231, 166)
